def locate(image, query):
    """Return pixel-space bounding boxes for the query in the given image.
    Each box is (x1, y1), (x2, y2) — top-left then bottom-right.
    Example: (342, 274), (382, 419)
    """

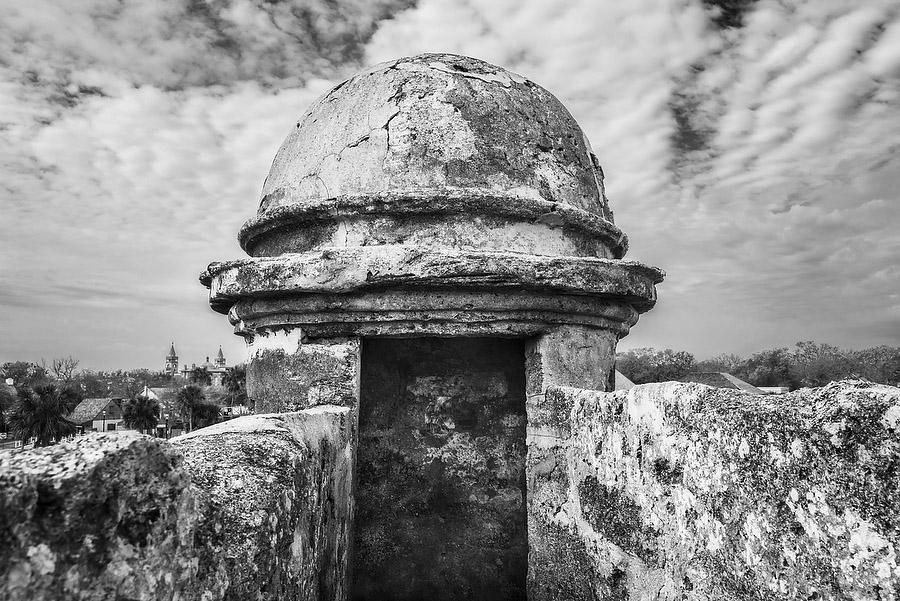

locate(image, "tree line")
(1, 357), (248, 447)
(0, 359), (237, 398)
(617, 341), (900, 389)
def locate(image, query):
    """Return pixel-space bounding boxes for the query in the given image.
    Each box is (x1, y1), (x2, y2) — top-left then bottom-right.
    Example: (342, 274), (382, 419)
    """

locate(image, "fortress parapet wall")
(0, 407), (352, 601)
(555, 379), (900, 600)
(2, 380), (899, 600)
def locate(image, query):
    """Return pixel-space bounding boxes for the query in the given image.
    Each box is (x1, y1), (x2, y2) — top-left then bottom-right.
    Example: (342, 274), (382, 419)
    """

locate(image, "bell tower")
(165, 343), (178, 376)
(215, 346), (226, 368)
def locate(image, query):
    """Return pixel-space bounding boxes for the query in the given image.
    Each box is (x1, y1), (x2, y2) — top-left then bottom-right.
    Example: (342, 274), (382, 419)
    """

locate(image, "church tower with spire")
(214, 345), (226, 368)
(165, 343), (178, 376)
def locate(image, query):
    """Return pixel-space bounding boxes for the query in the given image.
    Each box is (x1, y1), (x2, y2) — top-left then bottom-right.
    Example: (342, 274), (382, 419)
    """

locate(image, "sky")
(1, 0), (899, 370)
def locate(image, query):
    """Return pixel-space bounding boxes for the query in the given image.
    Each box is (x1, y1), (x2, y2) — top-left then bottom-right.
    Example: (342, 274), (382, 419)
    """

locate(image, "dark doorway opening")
(353, 337), (528, 601)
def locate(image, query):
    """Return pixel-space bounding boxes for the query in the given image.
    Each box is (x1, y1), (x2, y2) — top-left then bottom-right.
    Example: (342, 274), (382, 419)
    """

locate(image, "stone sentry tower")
(202, 54), (662, 601)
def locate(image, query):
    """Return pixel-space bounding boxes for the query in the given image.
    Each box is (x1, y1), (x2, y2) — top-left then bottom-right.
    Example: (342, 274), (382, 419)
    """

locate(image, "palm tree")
(8, 385), (75, 447)
(122, 395), (160, 434)
(58, 386), (83, 414)
(176, 385), (205, 432)
(193, 401), (221, 429)
(221, 365), (247, 407)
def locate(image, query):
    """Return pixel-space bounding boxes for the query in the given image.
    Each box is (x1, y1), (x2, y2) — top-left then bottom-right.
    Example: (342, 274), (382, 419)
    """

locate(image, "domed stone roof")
(203, 54), (662, 337)
(239, 53), (628, 259)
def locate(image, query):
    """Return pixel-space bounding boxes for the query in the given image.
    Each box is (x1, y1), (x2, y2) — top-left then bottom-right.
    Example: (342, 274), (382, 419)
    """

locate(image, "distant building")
(165, 343), (179, 376)
(174, 345), (230, 387)
(68, 398), (124, 433)
(680, 372), (765, 394)
(138, 385), (182, 437)
(614, 370), (635, 391)
(759, 386), (790, 394)
(221, 405), (252, 417)
(140, 385), (177, 408)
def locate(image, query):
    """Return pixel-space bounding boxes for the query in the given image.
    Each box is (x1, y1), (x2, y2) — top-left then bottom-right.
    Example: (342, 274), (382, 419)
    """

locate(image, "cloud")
(1, 0), (899, 368)
(1, 0), (415, 92)
(365, 0), (719, 208)
(0, 80), (335, 369)
(365, 0), (900, 354)
(0, 0), (421, 367)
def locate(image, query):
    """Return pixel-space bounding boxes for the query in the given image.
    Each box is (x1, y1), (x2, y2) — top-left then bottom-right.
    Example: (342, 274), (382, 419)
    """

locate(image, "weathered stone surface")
(0, 432), (199, 601)
(172, 407), (354, 601)
(355, 338), (527, 600)
(523, 326), (618, 600)
(231, 291), (639, 338)
(201, 53), (663, 392)
(245, 329), (360, 414)
(554, 380), (900, 601)
(525, 326), (617, 399)
(242, 192), (621, 259)
(202, 246), (662, 316)
(0, 407), (353, 601)
(192, 52), (665, 600)
(242, 54), (623, 257)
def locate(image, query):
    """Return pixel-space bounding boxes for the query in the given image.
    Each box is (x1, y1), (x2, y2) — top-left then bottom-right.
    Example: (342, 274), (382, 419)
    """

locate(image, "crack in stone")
(383, 108), (401, 153)
(344, 134), (370, 150)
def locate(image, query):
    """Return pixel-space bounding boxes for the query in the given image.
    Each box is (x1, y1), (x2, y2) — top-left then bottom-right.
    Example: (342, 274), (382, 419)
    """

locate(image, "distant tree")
(176, 385), (205, 432)
(745, 348), (797, 389)
(658, 349), (695, 381)
(616, 347), (695, 384)
(122, 395), (161, 434)
(790, 341), (853, 388)
(190, 367), (212, 387)
(693, 353), (748, 379)
(58, 386), (83, 414)
(0, 383), (15, 436)
(73, 371), (109, 398)
(123, 369), (173, 389)
(99, 370), (134, 398)
(8, 385), (75, 447)
(146, 372), (175, 387)
(1, 361), (50, 389)
(49, 356), (79, 385)
(221, 365), (248, 406)
(851, 346), (900, 385)
(193, 402), (221, 429)
(619, 342), (900, 390)
(124, 380), (143, 398)
(68, 369), (175, 399)
(0, 385), (17, 414)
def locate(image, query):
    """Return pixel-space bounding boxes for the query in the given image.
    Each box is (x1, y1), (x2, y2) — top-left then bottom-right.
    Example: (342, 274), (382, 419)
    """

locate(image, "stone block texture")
(354, 338), (527, 601)
(0, 407), (352, 601)
(198, 51), (663, 600)
(246, 329), (360, 414)
(200, 54), (662, 345)
(4, 380), (898, 600)
(524, 326), (617, 599)
(555, 379), (900, 601)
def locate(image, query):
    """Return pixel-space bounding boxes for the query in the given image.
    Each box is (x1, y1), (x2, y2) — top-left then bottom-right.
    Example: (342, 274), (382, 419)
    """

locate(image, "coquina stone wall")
(354, 338), (528, 600)
(198, 53), (663, 600)
(555, 379), (900, 600)
(3, 380), (898, 600)
(0, 406), (352, 601)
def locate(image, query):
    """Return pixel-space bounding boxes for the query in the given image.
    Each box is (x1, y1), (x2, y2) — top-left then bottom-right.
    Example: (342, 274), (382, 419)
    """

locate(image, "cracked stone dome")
(239, 53), (629, 259)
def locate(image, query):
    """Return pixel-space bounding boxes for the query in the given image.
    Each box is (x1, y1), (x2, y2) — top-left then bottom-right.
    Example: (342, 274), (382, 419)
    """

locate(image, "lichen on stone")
(558, 379), (900, 600)
(0, 408), (353, 601)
